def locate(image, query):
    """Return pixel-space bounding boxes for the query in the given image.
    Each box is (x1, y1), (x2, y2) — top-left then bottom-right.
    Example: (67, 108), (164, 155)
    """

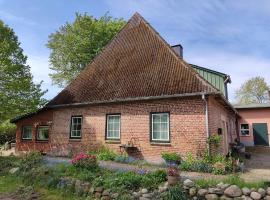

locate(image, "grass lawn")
(0, 175), (23, 193)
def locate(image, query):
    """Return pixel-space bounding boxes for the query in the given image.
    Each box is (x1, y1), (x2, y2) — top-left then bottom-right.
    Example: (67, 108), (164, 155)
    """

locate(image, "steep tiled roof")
(47, 13), (218, 107)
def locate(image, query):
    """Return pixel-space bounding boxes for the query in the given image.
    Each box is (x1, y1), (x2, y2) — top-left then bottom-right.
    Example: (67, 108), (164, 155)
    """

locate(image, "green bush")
(96, 147), (117, 161)
(0, 156), (20, 174)
(166, 185), (188, 200)
(0, 121), (16, 144)
(19, 151), (43, 173)
(71, 153), (98, 170)
(161, 152), (181, 164)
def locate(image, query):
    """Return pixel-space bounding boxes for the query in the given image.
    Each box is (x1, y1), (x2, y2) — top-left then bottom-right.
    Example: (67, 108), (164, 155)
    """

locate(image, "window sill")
(105, 140), (121, 144)
(69, 138), (82, 142)
(240, 135), (251, 137)
(21, 139), (32, 142)
(150, 142), (171, 146)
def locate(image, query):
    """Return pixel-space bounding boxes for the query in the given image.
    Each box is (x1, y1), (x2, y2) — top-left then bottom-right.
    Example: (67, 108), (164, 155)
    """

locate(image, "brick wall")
(15, 96), (236, 163)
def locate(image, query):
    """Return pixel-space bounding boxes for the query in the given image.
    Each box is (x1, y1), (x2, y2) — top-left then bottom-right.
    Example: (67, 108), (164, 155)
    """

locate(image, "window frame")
(150, 112), (170, 143)
(240, 123), (250, 136)
(36, 125), (49, 141)
(105, 114), (121, 140)
(70, 115), (83, 139)
(22, 126), (32, 140)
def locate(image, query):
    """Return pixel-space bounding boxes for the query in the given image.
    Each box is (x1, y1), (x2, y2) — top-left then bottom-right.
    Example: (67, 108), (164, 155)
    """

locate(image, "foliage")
(0, 155), (20, 174)
(96, 146), (117, 161)
(19, 151), (43, 173)
(71, 153), (97, 169)
(0, 120), (16, 144)
(161, 152), (182, 164)
(47, 13), (126, 87)
(235, 76), (270, 104)
(165, 185), (188, 200)
(207, 135), (222, 146)
(0, 20), (47, 123)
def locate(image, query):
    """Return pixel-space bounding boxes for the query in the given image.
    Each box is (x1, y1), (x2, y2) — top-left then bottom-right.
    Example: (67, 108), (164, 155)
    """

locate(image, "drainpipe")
(202, 94), (210, 154)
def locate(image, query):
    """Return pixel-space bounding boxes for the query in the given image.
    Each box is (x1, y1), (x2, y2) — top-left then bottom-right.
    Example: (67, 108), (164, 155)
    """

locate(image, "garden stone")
(264, 195), (270, 200)
(95, 187), (104, 193)
(205, 194), (219, 200)
(250, 192), (262, 200)
(164, 182), (169, 187)
(184, 179), (195, 188)
(208, 187), (224, 195)
(240, 195), (252, 200)
(221, 184), (231, 190)
(198, 189), (208, 197)
(158, 186), (167, 193)
(102, 189), (111, 196)
(133, 192), (141, 198)
(9, 167), (19, 174)
(142, 193), (152, 198)
(193, 197), (198, 200)
(242, 188), (251, 196)
(258, 188), (266, 197)
(101, 196), (110, 200)
(95, 192), (102, 198)
(141, 188), (148, 194)
(224, 185), (242, 197)
(111, 193), (119, 199)
(139, 197), (150, 200)
(251, 188), (256, 192)
(189, 187), (197, 196)
(220, 195), (233, 200)
(267, 188), (270, 196)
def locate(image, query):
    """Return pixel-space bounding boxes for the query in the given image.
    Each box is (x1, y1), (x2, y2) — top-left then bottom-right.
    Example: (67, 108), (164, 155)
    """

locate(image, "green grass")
(195, 174), (267, 189)
(0, 175), (23, 193)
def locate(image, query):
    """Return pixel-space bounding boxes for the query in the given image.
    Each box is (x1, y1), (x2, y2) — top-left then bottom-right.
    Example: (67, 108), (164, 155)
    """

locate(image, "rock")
(258, 188), (266, 197)
(205, 194), (219, 200)
(102, 189), (111, 196)
(164, 182), (169, 187)
(189, 188), (197, 196)
(264, 195), (270, 200)
(208, 187), (224, 195)
(141, 189), (148, 194)
(242, 187), (251, 196)
(158, 186), (167, 193)
(193, 197), (198, 200)
(198, 189), (208, 197)
(184, 179), (195, 188)
(217, 182), (224, 188)
(95, 192), (102, 198)
(251, 188), (256, 192)
(9, 167), (19, 174)
(89, 187), (95, 194)
(250, 192), (262, 200)
(221, 184), (231, 190)
(95, 187), (104, 193)
(139, 197), (150, 200)
(142, 193), (152, 198)
(240, 195), (252, 200)
(111, 193), (119, 199)
(101, 196), (110, 200)
(267, 188), (270, 196)
(133, 192), (141, 198)
(224, 185), (242, 197)
(220, 195), (233, 200)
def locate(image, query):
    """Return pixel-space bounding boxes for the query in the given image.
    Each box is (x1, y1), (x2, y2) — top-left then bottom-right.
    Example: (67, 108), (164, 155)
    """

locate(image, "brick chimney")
(171, 44), (183, 58)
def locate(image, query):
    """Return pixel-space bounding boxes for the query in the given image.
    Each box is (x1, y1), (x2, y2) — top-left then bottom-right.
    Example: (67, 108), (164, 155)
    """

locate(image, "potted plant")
(162, 152), (182, 166)
(167, 165), (180, 186)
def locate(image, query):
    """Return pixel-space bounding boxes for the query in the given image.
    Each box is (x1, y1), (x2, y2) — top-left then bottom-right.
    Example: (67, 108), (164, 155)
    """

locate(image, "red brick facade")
(15, 96), (237, 163)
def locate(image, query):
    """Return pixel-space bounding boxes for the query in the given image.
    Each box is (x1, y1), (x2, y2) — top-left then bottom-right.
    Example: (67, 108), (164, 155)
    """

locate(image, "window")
(22, 126), (32, 140)
(106, 114), (120, 140)
(70, 116), (82, 139)
(151, 112), (170, 142)
(37, 126), (49, 141)
(240, 124), (249, 136)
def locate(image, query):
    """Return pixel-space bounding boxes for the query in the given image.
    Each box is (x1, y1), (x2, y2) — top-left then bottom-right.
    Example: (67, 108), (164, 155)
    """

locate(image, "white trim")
(106, 114), (121, 139)
(240, 123), (250, 136)
(151, 113), (170, 141)
(70, 116), (82, 138)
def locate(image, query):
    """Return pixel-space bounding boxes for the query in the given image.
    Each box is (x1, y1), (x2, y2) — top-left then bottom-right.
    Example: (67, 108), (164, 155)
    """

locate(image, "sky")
(1, 0), (270, 103)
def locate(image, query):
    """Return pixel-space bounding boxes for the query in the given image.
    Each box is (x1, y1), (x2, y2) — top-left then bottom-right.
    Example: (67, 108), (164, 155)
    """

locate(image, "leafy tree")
(0, 20), (47, 124)
(47, 13), (126, 87)
(235, 76), (269, 104)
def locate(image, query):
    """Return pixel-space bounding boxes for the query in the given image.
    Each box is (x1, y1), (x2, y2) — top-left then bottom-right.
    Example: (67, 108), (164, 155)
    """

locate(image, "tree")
(235, 76), (270, 104)
(47, 13), (126, 87)
(0, 20), (47, 123)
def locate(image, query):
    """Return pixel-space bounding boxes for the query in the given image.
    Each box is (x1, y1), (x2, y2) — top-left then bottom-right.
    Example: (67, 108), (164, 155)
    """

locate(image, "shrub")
(0, 156), (20, 174)
(19, 151), (43, 173)
(0, 121), (16, 145)
(96, 147), (117, 161)
(142, 170), (167, 188)
(213, 162), (226, 175)
(207, 135), (222, 146)
(166, 185), (188, 200)
(71, 153), (97, 169)
(161, 152), (182, 164)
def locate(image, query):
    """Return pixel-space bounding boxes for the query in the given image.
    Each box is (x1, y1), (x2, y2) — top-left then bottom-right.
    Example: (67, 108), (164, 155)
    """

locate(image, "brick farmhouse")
(11, 13), (239, 163)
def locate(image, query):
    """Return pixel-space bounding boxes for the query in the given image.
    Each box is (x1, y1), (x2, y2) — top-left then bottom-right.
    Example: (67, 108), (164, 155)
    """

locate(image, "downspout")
(202, 94), (210, 154)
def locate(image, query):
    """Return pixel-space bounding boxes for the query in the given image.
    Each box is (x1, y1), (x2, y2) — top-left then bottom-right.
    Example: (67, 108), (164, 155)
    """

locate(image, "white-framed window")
(240, 124), (249, 136)
(151, 112), (170, 142)
(22, 126), (32, 140)
(37, 126), (49, 141)
(106, 114), (121, 140)
(70, 116), (83, 139)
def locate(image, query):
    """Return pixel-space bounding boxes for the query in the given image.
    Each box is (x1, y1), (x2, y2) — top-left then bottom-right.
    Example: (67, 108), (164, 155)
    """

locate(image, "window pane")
(22, 126), (32, 139)
(151, 113), (169, 141)
(241, 130), (249, 135)
(107, 115), (120, 139)
(153, 123), (160, 132)
(161, 114), (168, 122)
(160, 132), (168, 140)
(153, 114), (160, 123)
(241, 124), (249, 129)
(153, 131), (160, 140)
(70, 117), (82, 138)
(37, 127), (49, 140)
(161, 123), (168, 132)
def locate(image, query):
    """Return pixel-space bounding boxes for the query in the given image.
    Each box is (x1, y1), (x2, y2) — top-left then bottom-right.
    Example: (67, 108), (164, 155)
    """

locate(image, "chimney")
(171, 44), (183, 58)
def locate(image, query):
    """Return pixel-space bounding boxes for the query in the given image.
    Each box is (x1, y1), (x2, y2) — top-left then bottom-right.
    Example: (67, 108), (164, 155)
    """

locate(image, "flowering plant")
(71, 153), (97, 169)
(167, 165), (180, 177)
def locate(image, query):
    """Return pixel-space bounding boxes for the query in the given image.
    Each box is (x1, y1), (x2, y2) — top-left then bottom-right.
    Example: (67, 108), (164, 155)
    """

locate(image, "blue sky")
(1, 0), (270, 102)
